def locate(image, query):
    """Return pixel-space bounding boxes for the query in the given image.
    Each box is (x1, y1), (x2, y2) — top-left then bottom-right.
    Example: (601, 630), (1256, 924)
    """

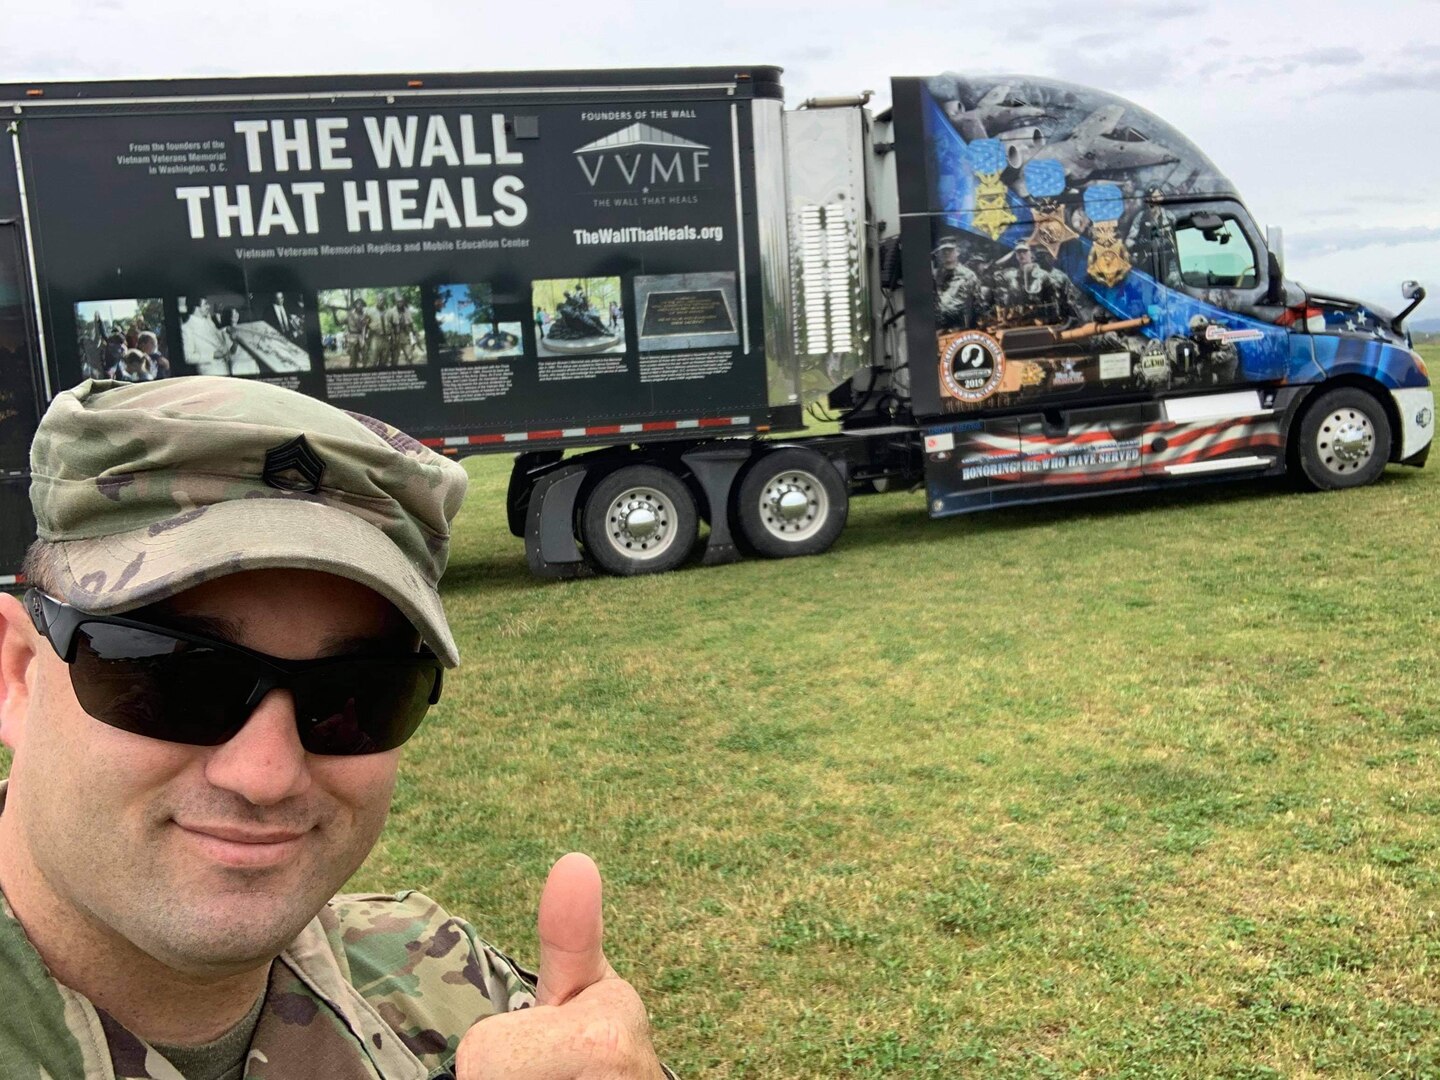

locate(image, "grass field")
(4, 351), (1434, 1076)
(352, 347), (1440, 1078)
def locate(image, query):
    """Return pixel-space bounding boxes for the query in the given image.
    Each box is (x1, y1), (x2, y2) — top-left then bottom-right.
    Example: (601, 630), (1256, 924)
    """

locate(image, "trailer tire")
(1296, 387), (1390, 491)
(735, 448), (848, 559)
(580, 465), (698, 575)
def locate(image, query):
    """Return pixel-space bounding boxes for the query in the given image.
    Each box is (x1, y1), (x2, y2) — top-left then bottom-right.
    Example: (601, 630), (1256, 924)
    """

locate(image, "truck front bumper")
(1393, 387), (1435, 463)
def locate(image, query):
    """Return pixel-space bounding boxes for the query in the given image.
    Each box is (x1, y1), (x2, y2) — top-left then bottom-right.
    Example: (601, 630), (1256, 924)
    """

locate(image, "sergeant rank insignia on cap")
(263, 434), (326, 494)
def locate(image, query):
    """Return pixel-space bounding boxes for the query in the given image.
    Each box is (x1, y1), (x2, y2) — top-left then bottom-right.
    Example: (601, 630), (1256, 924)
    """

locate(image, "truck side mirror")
(1266, 252), (1284, 305)
(1394, 280), (1426, 334)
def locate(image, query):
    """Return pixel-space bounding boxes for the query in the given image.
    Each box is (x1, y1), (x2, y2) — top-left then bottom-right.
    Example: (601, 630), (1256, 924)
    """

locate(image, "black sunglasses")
(25, 589), (442, 756)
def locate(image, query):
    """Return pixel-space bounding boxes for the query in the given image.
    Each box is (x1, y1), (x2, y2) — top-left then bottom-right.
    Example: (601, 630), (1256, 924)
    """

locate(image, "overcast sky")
(7, 0), (1437, 319)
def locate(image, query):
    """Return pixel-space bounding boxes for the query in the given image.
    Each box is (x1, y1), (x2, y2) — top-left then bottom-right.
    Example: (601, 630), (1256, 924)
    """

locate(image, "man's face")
(3, 569), (408, 977)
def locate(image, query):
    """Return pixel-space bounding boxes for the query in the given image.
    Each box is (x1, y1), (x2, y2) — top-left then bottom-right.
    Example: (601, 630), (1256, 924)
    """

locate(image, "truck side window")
(1173, 216), (1259, 290)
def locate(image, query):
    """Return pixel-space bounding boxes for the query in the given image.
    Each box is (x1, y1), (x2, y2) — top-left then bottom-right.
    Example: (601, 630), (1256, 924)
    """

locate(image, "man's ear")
(0, 592), (42, 752)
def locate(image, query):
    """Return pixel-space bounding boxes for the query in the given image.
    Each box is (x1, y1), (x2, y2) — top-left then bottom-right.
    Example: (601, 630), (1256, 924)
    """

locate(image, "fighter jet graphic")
(942, 84), (1054, 142)
(1027, 104), (1179, 183)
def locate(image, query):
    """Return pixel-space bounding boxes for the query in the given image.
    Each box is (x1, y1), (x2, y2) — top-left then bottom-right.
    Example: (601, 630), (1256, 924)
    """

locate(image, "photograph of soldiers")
(73, 298), (168, 385)
(318, 286), (427, 370)
(176, 294), (312, 377)
(532, 277), (625, 358)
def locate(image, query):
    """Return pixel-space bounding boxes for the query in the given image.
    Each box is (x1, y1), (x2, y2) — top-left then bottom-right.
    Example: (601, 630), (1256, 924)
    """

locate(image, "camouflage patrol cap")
(29, 377), (469, 666)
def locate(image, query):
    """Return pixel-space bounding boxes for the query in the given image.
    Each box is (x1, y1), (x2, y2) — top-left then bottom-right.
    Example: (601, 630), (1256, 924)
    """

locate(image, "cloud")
(1212, 45), (1363, 83)
(1235, 60), (1299, 79)
(1323, 67), (1440, 94)
(1045, 47), (1180, 91)
(1003, 0), (1200, 38)
(1286, 225), (1440, 258)
(1293, 46), (1364, 66)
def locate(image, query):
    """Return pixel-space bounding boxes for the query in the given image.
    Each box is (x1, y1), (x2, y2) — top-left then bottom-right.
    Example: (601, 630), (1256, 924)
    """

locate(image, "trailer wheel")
(735, 448), (848, 559)
(581, 465), (698, 575)
(1296, 387), (1391, 490)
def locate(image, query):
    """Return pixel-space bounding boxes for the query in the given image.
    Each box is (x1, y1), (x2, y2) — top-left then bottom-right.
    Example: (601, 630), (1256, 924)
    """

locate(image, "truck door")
(0, 224), (43, 583)
(1148, 201), (1288, 391)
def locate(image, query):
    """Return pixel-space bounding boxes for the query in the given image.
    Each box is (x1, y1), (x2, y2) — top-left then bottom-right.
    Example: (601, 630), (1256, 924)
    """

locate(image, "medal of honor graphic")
(1083, 182), (1131, 287)
(967, 139), (1017, 241)
(1023, 160), (1078, 258)
(939, 329), (1006, 403)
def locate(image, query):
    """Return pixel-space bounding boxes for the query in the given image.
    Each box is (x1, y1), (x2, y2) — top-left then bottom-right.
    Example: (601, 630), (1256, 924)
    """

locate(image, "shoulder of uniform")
(325, 888), (536, 1008)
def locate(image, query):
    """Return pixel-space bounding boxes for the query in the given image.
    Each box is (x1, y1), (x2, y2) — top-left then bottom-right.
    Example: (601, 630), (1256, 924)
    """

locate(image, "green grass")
(8, 353), (1438, 1076)
(356, 360), (1440, 1078)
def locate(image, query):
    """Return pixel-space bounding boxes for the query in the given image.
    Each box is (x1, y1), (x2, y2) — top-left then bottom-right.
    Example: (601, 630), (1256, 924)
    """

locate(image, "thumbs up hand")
(455, 853), (668, 1080)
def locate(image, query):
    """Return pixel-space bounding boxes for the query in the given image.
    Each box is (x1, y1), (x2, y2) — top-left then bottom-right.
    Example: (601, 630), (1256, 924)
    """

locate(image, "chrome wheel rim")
(603, 487), (679, 560)
(757, 470), (829, 542)
(1316, 408), (1376, 475)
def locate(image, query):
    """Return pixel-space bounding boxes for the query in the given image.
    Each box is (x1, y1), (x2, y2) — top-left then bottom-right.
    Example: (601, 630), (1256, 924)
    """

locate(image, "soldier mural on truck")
(917, 73), (1294, 414)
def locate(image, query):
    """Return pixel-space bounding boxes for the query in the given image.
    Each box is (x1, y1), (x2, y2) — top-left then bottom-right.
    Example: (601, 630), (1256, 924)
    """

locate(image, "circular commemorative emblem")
(939, 330), (1004, 403)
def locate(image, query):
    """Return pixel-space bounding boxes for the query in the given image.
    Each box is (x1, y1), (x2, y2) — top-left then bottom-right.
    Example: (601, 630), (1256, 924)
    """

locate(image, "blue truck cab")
(871, 74), (1432, 513)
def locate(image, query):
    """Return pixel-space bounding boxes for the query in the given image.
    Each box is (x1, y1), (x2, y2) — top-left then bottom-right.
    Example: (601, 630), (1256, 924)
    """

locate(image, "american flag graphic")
(953, 415), (1282, 488)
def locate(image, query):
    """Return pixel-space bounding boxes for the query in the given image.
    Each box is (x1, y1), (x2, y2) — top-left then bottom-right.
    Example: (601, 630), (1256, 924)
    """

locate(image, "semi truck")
(1, 66), (1431, 581)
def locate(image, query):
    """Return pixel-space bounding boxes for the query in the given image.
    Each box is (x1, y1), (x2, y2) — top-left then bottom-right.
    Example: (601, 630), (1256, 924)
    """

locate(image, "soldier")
(388, 293), (414, 366)
(1126, 189), (1182, 287)
(934, 241), (986, 331)
(0, 377), (671, 1078)
(367, 293), (391, 368)
(380, 293), (408, 371)
(997, 243), (1086, 326)
(343, 298), (369, 370)
(1188, 313), (1240, 384)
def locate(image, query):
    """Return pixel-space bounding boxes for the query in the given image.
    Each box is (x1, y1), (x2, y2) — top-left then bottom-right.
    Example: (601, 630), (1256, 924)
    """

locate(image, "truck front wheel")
(581, 464), (698, 575)
(1296, 387), (1391, 490)
(735, 448), (848, 559)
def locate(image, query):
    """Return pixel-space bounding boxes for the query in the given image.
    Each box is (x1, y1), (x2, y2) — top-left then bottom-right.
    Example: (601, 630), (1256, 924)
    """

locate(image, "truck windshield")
(1174, 216), (1258, 290)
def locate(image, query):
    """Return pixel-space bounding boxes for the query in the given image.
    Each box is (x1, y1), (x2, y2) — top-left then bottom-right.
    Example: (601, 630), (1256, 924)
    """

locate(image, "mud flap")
(524, 463), (593, 580)
(682, 444), (754, 566)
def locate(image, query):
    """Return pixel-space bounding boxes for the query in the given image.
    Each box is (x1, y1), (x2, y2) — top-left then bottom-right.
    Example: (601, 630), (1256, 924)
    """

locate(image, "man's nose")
(202, 689), (312, 805)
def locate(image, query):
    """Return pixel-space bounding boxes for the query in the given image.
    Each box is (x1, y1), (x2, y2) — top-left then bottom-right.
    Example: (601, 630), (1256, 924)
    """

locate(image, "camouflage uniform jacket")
(0, 874), (537, 1079)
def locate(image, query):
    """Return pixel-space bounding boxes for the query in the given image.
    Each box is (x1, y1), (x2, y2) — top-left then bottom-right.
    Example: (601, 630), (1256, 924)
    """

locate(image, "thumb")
(535, 851), (608, 1007)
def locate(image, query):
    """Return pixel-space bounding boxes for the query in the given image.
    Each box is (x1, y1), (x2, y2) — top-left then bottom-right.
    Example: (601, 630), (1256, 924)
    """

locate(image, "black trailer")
(2, 65), (853, 581)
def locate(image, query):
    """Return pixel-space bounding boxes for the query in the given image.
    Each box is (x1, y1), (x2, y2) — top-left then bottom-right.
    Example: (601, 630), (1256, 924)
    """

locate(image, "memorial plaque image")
(634, 272), (739, 352)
